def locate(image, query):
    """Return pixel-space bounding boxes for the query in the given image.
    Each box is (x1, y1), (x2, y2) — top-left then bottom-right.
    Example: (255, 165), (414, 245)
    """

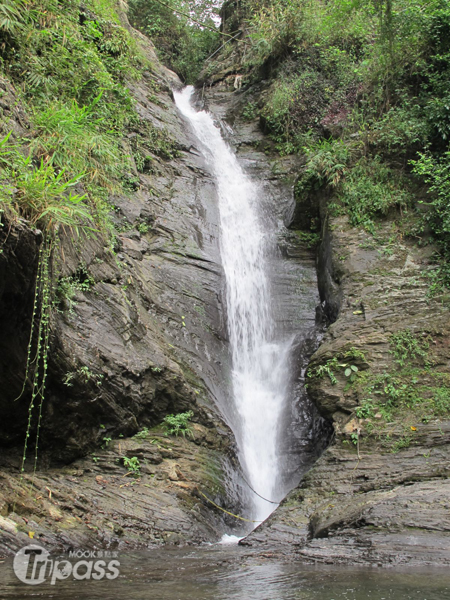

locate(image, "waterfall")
(175, 87), (294, 523)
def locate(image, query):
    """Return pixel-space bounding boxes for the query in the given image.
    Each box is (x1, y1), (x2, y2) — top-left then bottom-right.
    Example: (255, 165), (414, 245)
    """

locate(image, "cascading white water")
(175, 87), (293, 523)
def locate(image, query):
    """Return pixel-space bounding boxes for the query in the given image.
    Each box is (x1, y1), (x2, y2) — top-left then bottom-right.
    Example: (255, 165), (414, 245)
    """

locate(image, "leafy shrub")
(242, 102), (258, 121)
(301, 139), (351, 188)
(0, 133), (91, 233)
(411, 150), (450, 244)
(262, 68), (330, 149)
(337, 157), (414, 233)
(163, 410), (194, 437)
(300, 136), (414, 240)
(369, 105), (431, 153)
(133, 427), (150, 440)
(299, 149), (414, 234)
(123, 455), (141, 475)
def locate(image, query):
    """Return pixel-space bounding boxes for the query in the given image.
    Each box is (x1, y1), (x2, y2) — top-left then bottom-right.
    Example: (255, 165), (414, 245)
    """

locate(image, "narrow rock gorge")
(0, 0), (449, 570)
(0, 3), (328, 554)
(201, 76), (450, 566)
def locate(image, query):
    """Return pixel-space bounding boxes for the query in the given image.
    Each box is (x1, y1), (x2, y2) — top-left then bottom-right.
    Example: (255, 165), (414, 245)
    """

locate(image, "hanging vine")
(16, 233), (54, 491)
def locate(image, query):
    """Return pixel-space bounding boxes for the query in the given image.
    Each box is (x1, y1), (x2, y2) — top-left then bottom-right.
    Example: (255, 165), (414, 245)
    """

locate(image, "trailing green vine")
(16, 235), (54, 491)
(31, 236), (53, 484)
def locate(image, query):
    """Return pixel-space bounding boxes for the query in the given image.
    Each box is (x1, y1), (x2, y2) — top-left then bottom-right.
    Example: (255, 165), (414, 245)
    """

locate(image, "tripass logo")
(13, 545), (120, 585)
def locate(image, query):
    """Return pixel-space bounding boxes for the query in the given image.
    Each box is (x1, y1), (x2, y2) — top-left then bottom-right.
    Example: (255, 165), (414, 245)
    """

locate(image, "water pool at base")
(1, 545), (449, 600)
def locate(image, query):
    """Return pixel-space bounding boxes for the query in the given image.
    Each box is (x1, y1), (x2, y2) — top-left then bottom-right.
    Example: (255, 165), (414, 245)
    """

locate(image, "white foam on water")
(175, 87), (293, 523)
(219, 534), (244, 545)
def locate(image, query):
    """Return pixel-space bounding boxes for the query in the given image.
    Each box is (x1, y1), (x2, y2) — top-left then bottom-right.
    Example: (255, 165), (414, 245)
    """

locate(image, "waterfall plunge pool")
(1, 91), (447, 600)
(0, 545), (449, 599)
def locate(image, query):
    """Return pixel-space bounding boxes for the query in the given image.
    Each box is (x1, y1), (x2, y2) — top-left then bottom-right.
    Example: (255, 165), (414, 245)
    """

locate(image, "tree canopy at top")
(128, 0), (223, 83)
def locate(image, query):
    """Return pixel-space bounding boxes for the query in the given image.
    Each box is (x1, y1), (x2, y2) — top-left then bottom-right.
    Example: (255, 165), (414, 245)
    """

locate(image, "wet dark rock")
(198, 81), (332, 502)
(242, 213), (450, 566)
(0, 17), (237, 553)
(0, 223), (43, 444)
(0, 430), (235, 554)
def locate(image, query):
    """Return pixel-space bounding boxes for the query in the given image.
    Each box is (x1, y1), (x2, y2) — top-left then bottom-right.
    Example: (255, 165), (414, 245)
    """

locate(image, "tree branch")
(150, 0), (241, 40)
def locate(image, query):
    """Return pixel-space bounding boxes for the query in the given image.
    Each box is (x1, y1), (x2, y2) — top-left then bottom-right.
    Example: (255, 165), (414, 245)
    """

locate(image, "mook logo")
(13, 545), (120, 585)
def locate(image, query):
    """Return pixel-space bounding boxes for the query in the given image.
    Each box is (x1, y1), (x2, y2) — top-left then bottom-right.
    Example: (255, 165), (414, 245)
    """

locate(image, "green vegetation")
(0, 0), (147, 237)
(307, 347), (366, 386)
(390, 329), (430, 367)
(77, 365), (104, 386)
(352, 330), (450, 450)
(0, 133), (91, 234)
(163, 410), (194, 437)
(293, 231), (320, 249)
(242, 102), (258, 122)
(231, 0), (450, 283)
(56, 264), (96, 312)
(356, 369), (450, 423)
(133, 427), (150, 440)
(3, 0), (142, 119)
(411, 150), (450, 290)
(123, 455), (141, 475)
(307, 331), (448, 451)
(129, 0), (220, 83)
(63, 365), (104, 387)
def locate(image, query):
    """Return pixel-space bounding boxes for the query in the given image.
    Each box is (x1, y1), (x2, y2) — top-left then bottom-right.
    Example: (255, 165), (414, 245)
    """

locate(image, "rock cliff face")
(3, 1), (449, 565)
(240, 200), (450, 565)
(0, 62), (229, 462)
(0, 15), (237, 554)
(0, 8), (329, 554)
(195, 0), (450, 567)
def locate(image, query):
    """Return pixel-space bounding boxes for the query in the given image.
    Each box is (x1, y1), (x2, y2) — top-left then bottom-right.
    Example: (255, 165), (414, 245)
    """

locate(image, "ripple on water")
(1, 547), (449, 600)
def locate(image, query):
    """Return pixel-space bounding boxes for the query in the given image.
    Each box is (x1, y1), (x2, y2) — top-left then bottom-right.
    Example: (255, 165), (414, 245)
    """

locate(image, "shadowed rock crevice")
(0, 14), (240, 552)
(239, 209), (450, 566)
(0, 7), (331, 553)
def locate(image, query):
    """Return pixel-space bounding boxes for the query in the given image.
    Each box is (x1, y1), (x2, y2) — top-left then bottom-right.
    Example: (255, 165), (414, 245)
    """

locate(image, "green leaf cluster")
(129, 0), (220, 83)
(0, 132), (91, 233)
(240, 0), (450, 280)
(163, 410), (194, 437)
(307, 347), (365, 385)
(123, 455), (141, 474)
